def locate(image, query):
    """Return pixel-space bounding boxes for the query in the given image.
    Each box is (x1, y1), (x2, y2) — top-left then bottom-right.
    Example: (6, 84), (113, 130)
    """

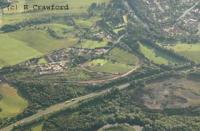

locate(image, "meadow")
(0, 27), (78, 67)
(165, 43), (200, 63)
(0, 84), (28, 118)
(139, 43), (179, 65)
(9, 30), (78, 53)
(87, 59), (133, 74)
(106, 48), (139, 66)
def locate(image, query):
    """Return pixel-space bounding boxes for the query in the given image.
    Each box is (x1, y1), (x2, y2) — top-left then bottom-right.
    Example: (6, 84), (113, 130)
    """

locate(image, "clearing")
(0, 84), (28, 118)
(138, 77), (200, 110)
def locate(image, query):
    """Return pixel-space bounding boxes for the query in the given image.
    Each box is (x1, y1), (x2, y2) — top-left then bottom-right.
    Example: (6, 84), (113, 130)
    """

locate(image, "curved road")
(176, 1), (200, 21)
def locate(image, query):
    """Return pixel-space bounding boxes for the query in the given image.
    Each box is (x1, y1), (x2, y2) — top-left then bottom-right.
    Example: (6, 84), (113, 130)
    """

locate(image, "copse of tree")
(0, 0), (10, 9)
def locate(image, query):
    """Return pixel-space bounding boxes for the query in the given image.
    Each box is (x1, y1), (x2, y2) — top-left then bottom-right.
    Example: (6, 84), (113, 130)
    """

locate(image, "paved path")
(176, 1), (199, 21)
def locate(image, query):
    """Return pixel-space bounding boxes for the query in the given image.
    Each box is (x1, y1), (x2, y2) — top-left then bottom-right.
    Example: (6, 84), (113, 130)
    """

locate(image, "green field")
(139, 43), (178, 65)
(106, 48), (139, 65)
(86, 59), (133, 74)
(85, 47), (139, 74)
(0, 34), (42, 67)
(166, 43), (200, 63)
(0, 84), (28, 118)
(38, 58), (48, 65)
(0, 28), (77, 67)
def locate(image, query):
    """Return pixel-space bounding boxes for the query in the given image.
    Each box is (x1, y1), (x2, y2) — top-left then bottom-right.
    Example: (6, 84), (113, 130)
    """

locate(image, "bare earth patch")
(141, 78), (200, 110)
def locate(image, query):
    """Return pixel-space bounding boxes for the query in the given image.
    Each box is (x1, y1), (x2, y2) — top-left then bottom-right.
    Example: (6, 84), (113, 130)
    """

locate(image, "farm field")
(0, 28), (77, 67)
(0, 84), (28, 118)
(165, 43), (200, 63)
(0, 34), (42, 67)
(139, 43), (178, 65)
(138, 77), (200, 110)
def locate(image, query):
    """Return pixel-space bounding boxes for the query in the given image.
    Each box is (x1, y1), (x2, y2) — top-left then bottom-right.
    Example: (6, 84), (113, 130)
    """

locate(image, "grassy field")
(0, 34), (42, 67)
(38, 58), (48, 64)
(0, 26), (77, 67)
(9, 30), (77, 53)
(77, 40), (108, 49)
(31, 123), (43, 131)
(139, 44), (178, 65)
(106, 48), (139, 65)
(86, 59), (133, 74)
(165, 43), (200, 63)
(140, 77), (200, 110)
(0, 84), (28, 118)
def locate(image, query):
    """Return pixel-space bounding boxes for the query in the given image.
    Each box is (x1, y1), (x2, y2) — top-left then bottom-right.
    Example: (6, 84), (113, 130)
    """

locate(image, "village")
(30, 47), (109, 75)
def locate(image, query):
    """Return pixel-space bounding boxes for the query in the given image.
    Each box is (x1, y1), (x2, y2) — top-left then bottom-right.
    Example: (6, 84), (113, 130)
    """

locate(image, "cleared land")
(0, 84), (28, 118)
(139, 77), (200, 110)
(165, 43), (200, 63)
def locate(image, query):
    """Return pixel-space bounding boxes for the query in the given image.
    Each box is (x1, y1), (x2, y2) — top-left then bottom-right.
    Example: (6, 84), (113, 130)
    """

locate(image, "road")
(0, 83), (130, 131)
(176, 1), (199, 21)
